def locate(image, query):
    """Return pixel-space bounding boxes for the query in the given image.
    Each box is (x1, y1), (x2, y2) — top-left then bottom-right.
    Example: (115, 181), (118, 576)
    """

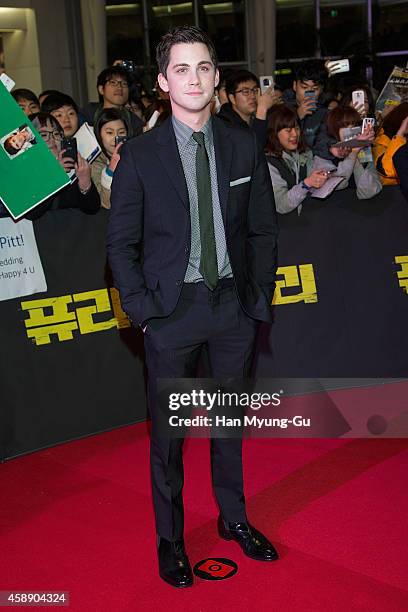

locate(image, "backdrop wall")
(1, 186), (407, 459)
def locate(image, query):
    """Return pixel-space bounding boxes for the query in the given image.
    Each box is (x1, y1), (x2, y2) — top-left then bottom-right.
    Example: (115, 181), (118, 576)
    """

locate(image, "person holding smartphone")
(340, 86), (374, 120)
(92, 107), (132, 209)
(218, 69), (282, 152)
(313, 106), (382, 199)
(25, 112), (100, 217)
(283, 60), (329, 151)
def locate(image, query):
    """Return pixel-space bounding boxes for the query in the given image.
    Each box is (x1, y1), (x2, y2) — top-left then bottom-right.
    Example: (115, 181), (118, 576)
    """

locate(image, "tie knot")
(192, 131), (205, 146)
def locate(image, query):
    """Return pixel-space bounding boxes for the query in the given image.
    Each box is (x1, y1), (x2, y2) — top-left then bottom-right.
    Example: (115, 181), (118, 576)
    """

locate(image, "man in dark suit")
(107, 26), (279, 588)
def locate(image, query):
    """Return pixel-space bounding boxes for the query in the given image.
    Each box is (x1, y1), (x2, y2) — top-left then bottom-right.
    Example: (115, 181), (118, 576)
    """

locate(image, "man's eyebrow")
(171, 60), (213, 69)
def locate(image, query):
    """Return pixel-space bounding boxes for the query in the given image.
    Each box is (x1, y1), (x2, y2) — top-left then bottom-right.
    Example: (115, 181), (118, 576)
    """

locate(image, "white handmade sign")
(0, 217), (47, 301)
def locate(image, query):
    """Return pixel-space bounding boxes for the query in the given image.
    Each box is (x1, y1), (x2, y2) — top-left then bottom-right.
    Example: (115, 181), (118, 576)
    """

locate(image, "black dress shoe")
(218, 515), (279, 561)
(158, 537), (193, 588)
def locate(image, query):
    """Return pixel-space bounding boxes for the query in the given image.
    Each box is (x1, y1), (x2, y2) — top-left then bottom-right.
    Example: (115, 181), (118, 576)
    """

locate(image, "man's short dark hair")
(96, 66), (131, 103)
(156, 26), (218, 78)
(97, 66), (131, 89)
(3, 136), (19, 156)
(12, 88), (39, 105)
(294, 60), (328, 87)
(41, 93), (78, 114)
(225, 70), (260, 96)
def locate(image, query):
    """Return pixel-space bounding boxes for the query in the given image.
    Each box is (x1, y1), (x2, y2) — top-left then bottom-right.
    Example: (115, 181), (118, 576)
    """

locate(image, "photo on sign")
(0, 124), (37, 160)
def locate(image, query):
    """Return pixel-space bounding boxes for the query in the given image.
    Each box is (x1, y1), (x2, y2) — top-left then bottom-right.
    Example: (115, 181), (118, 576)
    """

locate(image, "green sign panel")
(0, 82), (70, 219)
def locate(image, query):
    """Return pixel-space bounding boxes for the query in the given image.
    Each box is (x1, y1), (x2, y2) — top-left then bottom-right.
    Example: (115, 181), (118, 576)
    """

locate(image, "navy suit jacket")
(107, 115), (278, 327)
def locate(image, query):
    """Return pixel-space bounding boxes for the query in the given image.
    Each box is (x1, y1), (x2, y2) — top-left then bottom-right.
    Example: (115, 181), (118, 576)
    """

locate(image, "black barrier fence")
(1, 186), (408, 459)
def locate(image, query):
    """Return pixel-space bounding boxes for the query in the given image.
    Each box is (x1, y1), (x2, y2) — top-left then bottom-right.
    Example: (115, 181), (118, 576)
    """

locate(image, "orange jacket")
(373, 129), (407, 185)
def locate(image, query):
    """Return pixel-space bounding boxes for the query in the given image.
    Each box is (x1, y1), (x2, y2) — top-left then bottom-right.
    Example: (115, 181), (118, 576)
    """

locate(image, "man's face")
(33, 117), (62, 158)
(9, 130), (28, 150)
(51, 105), (79, 137)
(228, 80), (259, 120)
(157, 43), (219, 118)
(17, 97), (40, 116)
(293, 79), (323, 105)
(99, 73), (129, 107)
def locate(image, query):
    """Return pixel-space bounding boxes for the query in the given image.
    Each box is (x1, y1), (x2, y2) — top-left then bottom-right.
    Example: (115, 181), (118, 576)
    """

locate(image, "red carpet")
(1, 425), (407, 611)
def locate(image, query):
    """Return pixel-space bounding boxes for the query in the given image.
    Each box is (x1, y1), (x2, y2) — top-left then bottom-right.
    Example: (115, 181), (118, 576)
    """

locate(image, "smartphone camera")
(115, 136), (128, 146)
(121, 60), (136, 73)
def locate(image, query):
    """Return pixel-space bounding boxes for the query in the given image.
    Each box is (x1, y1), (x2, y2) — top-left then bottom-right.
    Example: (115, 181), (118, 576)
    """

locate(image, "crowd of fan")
(4, 57), (408, 218)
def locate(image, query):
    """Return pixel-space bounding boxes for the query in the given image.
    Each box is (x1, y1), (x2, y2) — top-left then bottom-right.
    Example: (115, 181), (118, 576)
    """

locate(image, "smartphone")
(326, 59), (350, 75)
(61, 137), (77, 160)
(114, 135), (128, 146)
(352, 90), (365, 108)
(121, 59), (136, 73)
(341, 126), (361, 141)
(304, 90), (317, 110)
(0, 72), (15, 92)
(362, 117), (375, 131)
(259, 75), (274, 94)
(324, 168), (338, 175)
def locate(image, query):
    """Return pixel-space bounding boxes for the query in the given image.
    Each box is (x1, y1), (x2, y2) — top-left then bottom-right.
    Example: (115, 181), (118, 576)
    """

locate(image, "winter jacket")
(267, 150), (313, 214)
(373, 129), (407, 186)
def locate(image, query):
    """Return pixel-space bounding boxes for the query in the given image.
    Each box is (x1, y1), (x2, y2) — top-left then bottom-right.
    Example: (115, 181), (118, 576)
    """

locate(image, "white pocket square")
(229, 176), (251, 187)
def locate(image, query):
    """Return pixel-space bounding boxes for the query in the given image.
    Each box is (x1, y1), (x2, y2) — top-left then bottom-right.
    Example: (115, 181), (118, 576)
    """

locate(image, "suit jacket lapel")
(212, 117), (233, 223)
(154, 118), (189, 210)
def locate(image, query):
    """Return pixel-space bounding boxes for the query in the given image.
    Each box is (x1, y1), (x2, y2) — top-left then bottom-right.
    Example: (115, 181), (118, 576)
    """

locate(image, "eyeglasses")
(106, 79), (129, 88)
(39, 129), (62, 142)
(234, 87), (259, 97)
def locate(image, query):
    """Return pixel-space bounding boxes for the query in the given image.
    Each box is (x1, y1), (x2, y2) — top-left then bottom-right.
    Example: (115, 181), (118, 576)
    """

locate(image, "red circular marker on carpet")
(193, 558), (238, 581)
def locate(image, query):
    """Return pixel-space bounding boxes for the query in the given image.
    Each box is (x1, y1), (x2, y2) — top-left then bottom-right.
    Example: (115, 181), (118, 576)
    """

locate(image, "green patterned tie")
(192, 131), (218, 290)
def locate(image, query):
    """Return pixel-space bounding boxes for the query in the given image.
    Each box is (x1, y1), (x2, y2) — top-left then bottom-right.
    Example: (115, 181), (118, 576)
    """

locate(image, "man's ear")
(227, 92), (235, 107)
(214, 69), (220, 89)
(97, 84), (105, 97)
(157, 73), (169, 93)
(292, 80), (297, 92)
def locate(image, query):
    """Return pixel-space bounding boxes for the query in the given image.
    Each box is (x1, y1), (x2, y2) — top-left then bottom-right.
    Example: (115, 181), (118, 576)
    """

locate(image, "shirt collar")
(172, 115), (214, 148)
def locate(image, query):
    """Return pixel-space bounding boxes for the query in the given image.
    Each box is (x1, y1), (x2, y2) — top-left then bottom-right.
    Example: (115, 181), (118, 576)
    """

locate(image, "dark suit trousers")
(143, 279), (259, 541)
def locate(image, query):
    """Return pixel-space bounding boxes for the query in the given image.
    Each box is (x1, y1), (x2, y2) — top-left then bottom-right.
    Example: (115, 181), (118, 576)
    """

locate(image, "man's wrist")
(78, 182), (92, 195)
(255, 107), (267, 121)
